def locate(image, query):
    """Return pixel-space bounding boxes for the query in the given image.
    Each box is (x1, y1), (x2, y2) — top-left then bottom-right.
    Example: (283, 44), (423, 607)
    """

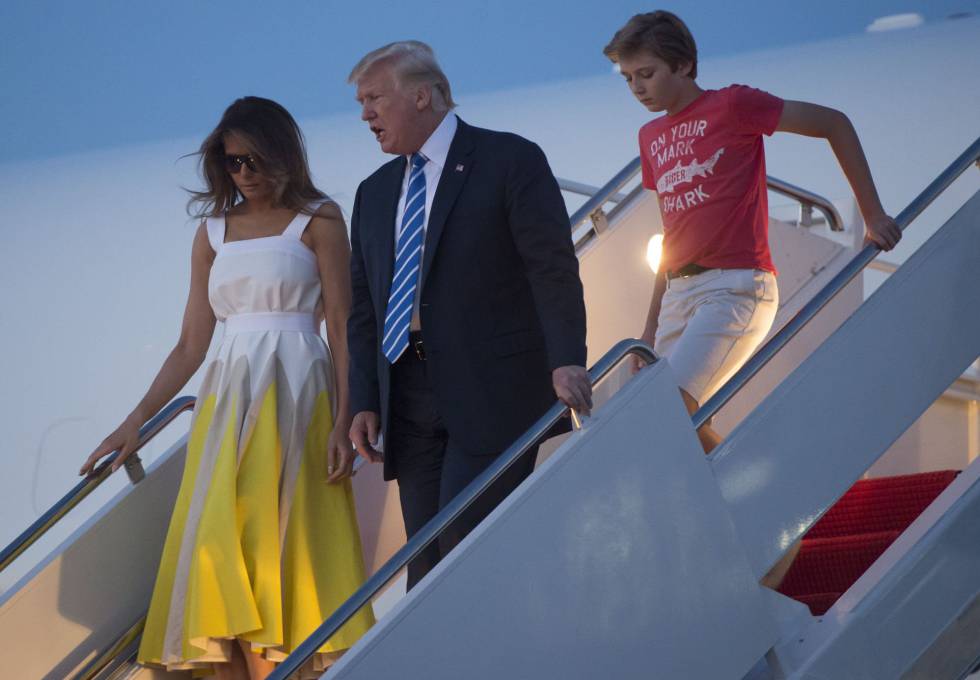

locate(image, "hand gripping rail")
(0, 396), (196, 574)
(694, 135), (980, 430)
(267, 339), (658, 680)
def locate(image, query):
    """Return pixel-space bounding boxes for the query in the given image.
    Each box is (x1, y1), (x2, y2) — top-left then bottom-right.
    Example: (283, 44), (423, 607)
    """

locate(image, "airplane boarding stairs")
(1, 139), (978, 679)
(276, 163), (980, 679)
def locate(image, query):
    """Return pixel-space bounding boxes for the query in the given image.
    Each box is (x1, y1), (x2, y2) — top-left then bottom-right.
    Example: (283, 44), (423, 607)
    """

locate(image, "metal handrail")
(694, 136), (980, 429)
(0, 396), (196, 573)
(564, 156), (845, 235)
(568, 158), (643, 235)
(558, 178), (628, 204)
(766, 175), (844, 231)
(267, 339), (657, 680)
(71, 615), (146, 680)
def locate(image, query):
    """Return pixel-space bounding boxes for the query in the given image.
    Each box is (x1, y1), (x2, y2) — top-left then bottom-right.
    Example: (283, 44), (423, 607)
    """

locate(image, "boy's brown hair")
(603, 11), (698, 79)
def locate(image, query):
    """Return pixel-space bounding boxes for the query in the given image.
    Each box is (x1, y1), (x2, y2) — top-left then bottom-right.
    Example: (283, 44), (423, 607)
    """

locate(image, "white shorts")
(654, 268), (778, 405)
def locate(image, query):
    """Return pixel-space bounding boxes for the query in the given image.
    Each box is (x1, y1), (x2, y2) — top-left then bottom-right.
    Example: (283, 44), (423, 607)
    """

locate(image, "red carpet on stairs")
(779, 531), (900, 598)
(777, 470), (959, 615)
(804, 470), (960, 539)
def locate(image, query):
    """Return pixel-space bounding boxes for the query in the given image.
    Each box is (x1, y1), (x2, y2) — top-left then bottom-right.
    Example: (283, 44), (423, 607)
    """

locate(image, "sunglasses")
(224, 154), (259, 174)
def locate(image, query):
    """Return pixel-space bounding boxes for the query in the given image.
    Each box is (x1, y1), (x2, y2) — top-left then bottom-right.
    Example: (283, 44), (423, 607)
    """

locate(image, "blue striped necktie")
(383, 152), (428, 363)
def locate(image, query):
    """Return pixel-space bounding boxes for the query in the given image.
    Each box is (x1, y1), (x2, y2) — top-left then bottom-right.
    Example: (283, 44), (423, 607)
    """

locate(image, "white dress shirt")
(394, 112), (458, 330)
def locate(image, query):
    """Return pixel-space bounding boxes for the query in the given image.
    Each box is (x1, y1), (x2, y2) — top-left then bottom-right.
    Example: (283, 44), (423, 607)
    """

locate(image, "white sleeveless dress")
(138, 204), (374, 677)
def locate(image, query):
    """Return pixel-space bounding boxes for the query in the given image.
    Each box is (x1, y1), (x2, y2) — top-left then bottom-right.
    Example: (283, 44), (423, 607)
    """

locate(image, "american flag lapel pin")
(455, 163), (464, 172)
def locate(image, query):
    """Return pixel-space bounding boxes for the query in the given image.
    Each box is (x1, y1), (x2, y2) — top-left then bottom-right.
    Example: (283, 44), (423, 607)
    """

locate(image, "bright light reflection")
(646, 234), (664, 273)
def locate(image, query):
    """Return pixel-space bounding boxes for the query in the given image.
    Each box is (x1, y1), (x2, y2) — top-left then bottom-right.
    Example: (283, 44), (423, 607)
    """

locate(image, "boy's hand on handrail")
(631, 331), (657, 375)
(864, 212), (902, 251)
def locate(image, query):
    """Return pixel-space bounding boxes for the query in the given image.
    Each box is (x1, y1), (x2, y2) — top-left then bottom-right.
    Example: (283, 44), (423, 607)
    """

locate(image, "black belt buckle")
(667, 263), (711, 280)
(409, 331), (426, 361)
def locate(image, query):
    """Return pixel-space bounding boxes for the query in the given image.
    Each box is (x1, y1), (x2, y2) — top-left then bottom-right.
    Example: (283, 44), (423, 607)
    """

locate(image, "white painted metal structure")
(329, 361), (781, 679)
(313, 187), (980, 680)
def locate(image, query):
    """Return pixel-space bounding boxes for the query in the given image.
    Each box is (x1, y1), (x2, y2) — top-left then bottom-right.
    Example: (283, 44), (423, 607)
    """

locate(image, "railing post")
(590, 207), (609, 234)
(799, 202), (814, 227)
(0, 396), (196, 574)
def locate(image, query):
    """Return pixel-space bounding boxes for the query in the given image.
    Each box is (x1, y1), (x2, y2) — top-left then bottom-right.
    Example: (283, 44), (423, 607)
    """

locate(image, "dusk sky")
(2, 0), (977, 162)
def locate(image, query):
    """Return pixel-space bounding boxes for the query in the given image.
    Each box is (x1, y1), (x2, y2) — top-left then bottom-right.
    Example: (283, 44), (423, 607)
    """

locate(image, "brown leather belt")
(666, 263), (713, 280)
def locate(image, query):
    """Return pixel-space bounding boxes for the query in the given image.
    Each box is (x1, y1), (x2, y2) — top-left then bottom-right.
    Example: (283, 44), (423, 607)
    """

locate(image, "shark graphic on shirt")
(656, 148), (725, 194)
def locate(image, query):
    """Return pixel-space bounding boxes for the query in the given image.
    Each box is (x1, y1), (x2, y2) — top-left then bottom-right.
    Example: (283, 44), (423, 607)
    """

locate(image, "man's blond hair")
(348, 40), (456, 112)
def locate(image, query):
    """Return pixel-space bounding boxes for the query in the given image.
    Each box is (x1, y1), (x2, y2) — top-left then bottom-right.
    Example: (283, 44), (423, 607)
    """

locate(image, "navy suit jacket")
(347, 117), (587, 480)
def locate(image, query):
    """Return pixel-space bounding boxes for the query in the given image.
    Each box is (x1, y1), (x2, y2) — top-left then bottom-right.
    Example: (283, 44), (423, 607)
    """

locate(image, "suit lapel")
(377, 155), (407, 305)
(421, 117), (475, 293)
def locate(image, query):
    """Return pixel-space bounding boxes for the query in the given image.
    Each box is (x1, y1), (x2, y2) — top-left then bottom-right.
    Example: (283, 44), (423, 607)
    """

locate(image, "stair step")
(806, 470), (959, 539)
(779, 470), (961, 615)
(780, 530), (900, 599)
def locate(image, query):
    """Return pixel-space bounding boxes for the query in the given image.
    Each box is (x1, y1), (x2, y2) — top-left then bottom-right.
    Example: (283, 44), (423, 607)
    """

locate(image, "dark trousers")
(388, 349), (538, 589)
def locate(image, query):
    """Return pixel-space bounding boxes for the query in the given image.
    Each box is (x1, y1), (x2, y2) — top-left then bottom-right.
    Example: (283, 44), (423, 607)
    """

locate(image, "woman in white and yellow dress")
(80, 96), (374, 679)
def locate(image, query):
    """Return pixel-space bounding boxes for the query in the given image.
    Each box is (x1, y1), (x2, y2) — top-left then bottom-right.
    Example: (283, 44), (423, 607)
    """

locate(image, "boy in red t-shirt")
(604, 11), (900, 456)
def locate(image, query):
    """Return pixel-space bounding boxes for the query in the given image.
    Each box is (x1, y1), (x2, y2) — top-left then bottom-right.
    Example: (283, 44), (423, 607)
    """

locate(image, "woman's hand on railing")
(79, 415), (141, 476)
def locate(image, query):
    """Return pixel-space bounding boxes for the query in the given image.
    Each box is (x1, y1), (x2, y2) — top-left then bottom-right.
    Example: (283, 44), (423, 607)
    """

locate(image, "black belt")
(408, 330), (425, 361)
(666, 263), (713, 280)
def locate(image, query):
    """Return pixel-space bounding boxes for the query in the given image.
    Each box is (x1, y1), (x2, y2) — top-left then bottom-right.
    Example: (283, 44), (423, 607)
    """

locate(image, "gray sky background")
(2, 0), (978, 163)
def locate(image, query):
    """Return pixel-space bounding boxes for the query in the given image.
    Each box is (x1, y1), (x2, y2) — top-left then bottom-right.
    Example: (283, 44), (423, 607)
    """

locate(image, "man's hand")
(552, 365), (592, 416)
(349, 411), (383, 463)
(865, 212), (902, 251)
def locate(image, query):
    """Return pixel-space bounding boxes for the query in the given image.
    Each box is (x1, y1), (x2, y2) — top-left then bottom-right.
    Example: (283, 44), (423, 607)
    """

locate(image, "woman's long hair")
(187, 96), (326, 217)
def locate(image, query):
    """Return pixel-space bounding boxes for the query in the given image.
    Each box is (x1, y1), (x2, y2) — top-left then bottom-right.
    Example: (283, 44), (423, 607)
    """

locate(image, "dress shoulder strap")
(281, 200), (334, 239)
(204, 214), (226, 253)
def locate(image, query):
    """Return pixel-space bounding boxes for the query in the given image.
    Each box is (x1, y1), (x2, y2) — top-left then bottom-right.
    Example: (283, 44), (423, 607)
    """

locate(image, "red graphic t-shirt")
(639, 85), (784, 274)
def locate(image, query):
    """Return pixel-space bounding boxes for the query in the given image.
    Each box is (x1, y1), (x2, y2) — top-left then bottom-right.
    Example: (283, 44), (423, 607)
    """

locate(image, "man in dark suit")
(346, 41), (590, 589)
